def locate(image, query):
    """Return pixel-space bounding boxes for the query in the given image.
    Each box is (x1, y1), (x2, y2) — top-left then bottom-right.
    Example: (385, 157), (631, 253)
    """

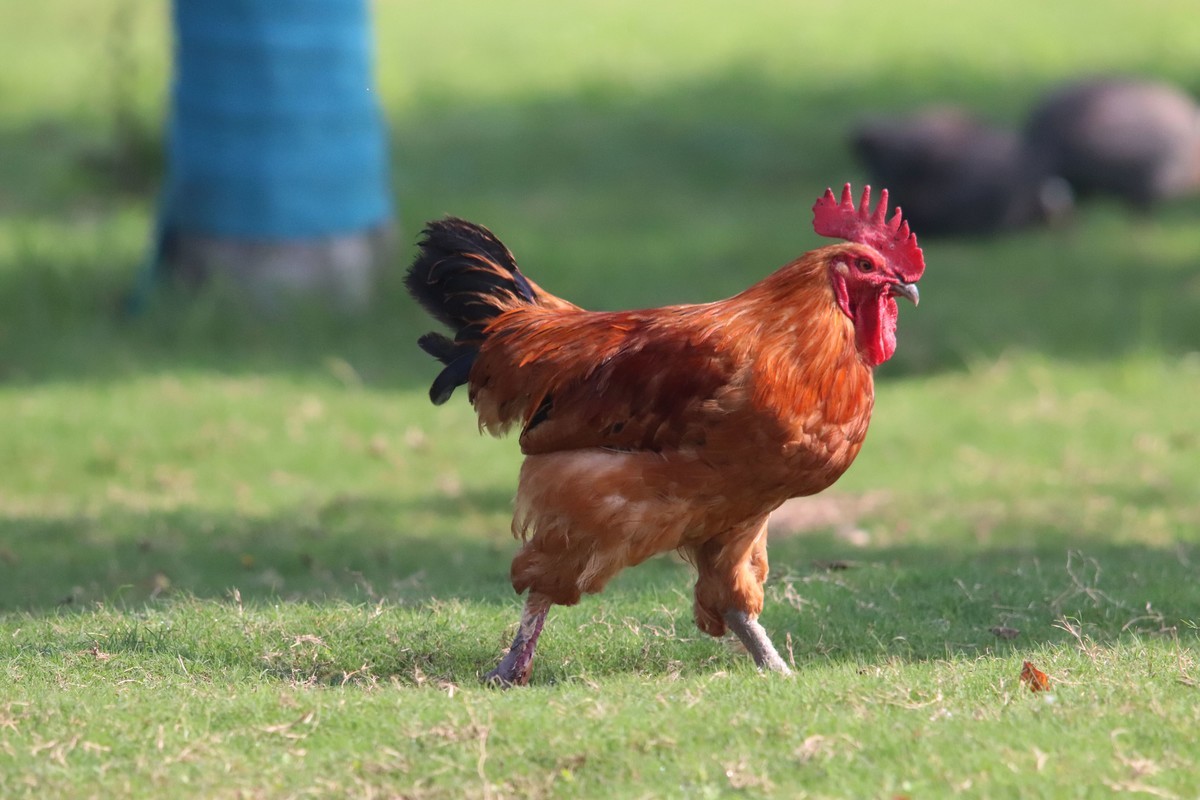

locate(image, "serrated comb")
(812, 184), (924, 282)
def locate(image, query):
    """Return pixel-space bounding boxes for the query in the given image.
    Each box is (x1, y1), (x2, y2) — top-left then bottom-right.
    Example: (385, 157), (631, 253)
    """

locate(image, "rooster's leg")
(484, 593), (551, 687)
(724, 610), (792, 675)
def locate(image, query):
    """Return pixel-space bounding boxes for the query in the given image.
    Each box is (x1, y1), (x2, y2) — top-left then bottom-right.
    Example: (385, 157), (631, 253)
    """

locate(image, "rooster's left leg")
(724, 610), (791, 674)
(693, 514), (792, 675)
(483, 592), (551, 687)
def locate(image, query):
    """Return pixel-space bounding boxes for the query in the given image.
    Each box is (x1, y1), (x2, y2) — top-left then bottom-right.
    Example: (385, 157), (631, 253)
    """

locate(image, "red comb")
(812, 184), (924, 282)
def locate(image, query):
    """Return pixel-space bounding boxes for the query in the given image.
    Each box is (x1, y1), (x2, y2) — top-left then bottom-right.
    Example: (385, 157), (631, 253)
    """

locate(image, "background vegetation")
(0, 1), (1197, 796)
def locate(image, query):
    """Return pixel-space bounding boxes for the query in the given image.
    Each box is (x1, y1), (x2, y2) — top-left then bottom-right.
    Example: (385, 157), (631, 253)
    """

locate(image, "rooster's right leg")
(483, 592), (551, 687)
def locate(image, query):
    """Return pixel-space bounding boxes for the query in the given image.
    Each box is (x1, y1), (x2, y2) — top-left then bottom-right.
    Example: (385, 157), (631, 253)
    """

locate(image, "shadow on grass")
(0, 488), (522, 612)
(1, 67), (1199, 388)
(4, 491), (1196, 684)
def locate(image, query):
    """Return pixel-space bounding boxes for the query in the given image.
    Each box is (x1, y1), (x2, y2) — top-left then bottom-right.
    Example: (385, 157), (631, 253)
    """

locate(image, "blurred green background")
(2, 1), (1199, 379)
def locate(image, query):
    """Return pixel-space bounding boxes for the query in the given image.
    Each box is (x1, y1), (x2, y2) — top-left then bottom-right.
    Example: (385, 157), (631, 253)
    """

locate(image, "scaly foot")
(483, 597), (549, 688)
(723, 609), (792, 675)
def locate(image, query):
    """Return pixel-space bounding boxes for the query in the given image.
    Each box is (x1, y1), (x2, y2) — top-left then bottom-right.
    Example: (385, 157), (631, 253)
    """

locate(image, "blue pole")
(131, 0), (393, 311)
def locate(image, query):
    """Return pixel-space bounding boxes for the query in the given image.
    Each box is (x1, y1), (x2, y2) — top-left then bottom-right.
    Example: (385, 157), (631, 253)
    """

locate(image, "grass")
(1, 0), (1199, 796)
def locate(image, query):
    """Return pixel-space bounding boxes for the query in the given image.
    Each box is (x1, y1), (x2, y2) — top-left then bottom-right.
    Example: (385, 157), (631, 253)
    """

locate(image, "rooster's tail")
(405, 217), (568, 405)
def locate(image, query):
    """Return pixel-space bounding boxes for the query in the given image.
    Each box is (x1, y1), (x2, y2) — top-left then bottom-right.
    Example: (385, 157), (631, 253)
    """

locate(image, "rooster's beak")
(890, 282), (920, 306)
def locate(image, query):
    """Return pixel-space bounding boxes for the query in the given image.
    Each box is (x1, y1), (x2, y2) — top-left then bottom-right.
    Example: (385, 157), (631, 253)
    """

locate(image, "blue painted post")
(153, 0), (393, 310)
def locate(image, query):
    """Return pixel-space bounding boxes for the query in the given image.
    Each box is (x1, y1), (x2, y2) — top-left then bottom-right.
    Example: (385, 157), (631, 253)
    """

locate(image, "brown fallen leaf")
(990, 626), (1020, 640)
(85, 645), (111, 662)
(1020, 661), (1051, 692)
(262, 710), (317, 738)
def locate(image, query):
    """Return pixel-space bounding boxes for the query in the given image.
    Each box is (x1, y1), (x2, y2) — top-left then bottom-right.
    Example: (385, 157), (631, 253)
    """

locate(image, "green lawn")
(1, 1), (1199, 797)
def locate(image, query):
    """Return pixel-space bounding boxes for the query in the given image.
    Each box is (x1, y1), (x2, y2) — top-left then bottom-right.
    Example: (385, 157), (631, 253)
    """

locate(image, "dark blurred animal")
(851, 107), (1072, 236)
(405, 185), (924, 685)
(1022, 77), (1200, 209)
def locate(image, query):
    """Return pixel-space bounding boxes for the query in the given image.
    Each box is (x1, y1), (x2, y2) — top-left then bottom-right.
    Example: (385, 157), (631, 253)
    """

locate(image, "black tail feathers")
(405, 218), (536, 405)
(417, 332), (475, 406)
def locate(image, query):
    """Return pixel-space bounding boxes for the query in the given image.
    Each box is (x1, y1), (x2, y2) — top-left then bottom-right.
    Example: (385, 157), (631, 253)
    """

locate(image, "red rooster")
(405, 185), (924, 685)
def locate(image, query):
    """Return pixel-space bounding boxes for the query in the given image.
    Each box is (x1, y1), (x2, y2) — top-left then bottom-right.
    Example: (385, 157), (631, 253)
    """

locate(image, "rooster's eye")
(856, 258), (874, 273)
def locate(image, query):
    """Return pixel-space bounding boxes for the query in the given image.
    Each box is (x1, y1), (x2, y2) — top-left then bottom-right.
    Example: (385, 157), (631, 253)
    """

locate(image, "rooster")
(405, 185), (924, 685)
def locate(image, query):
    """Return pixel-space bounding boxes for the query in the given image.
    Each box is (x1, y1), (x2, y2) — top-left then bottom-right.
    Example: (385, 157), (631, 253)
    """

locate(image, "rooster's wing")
(470, 305), (753, 456)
